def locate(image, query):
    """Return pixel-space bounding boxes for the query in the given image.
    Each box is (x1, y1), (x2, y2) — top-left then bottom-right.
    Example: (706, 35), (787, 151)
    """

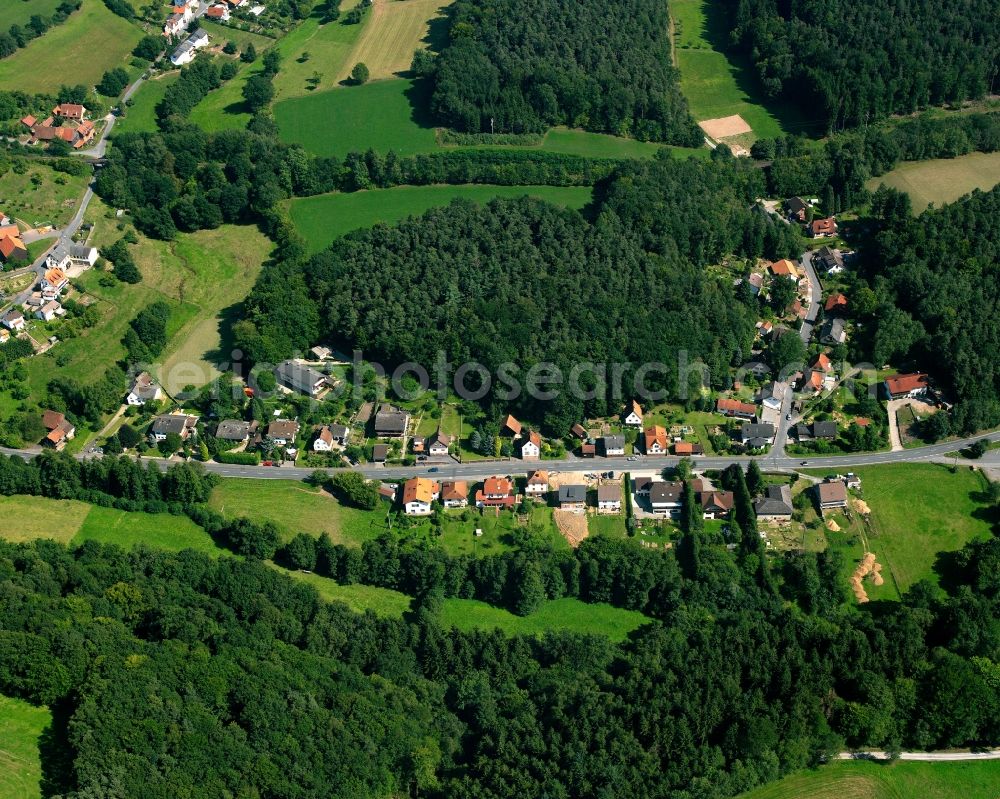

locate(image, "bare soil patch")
(699, 114), (752, 139)
(553, 509), (589, 547)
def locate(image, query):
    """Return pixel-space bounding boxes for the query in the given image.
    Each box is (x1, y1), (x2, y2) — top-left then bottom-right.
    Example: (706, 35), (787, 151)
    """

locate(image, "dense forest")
(857, 186), (1000, 433)
(236, 156), (802, 432)
(424, 0), (702, 144)
(1, 459), (998, 797)
(725, 0), (1000, 130)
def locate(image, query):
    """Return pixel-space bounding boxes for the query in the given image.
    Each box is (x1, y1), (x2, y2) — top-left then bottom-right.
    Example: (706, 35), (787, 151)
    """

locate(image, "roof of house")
(674, 441), (700, 455)
(815, 245), (844, 270)
(649, 481), (683, 505)
(820, 317), (846, 341)
(274, 360), (328, 394)
(803, 369), (824, 391)
(266, 419), (300, 439)
(786, 196), (809, 213)
(129, 371), (161, 401)
(4, 309), (24, 322)
(373, 405), (408, 435)
(38, 300), (60, 314)
(151, 414), (197, 435)
(755, 484), (793, 516)
(43, 267), (66, 285)
(571, 423), (587, 438)
(716, 398), (757, 416)
(824, 292), (848, 312)
(206, 5), (225, 14)
(741, 422), (775, 439)
(601, 434), (625, 448)
(854, 417), (872, 427)
(795, 423), (812, 439)
(372, 444), (388, 460)
(42, 409), (66, 431)
(558, 484), (587, 503)
(634, 476), (653, 491)
(440, 480), (467, 501)
(501, 414), (522, 435)
(523, 430), (541, 449)
(597, 485), (620, 502)
(624, 399), (643, 418)
(69, 244), (96, 260)
(644, 425), (667, 450)
(813, 420), (838, 438)
(317, 427), (334, 445)
(216, 419), (251, 440)
(760, 381), (786, 402)
(817, 481), (847, 504)
(526, 470), (549, 485)
(483, 476), (514, 495)
(329, 423), (349, 439)
(769, 259), (799, 278)
(811, 352), (832, 372)
(700, 490), (734, 511)
(403, 477), (438, 505)
(811, 216), (837, 235)
(430, 431), (452, 448)
(885, 373), (929, 395)
(53, 103), (85, 116)
(0, 236), (26, 258)
(581, 442), (596, 455)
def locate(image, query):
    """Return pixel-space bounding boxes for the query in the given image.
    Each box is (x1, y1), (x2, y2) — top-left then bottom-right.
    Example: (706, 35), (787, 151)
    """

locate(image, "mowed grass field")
(0, 0), (143, 94)
(0, 162), (91, 229)
(280, 567), (413, 616)
(866, 151), (1000, 213)
(439, 597), (651, 642)
(209, 478), (390, 546)
(0, 695), (51, 799)
(286, 184), (593, 252)
(0, 495), (93, 544)
(8, 0), (66, 28)
(336, 0), (450, 82)
(738, 759), (1000, 799)
(852, 464), (996, 592)
(671, 0), (808, 140)
(114, 72), (181, 136)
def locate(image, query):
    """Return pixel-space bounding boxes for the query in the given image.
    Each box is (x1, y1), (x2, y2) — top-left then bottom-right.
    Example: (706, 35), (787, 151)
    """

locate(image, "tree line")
(0, 0), (81, 60)
(724, 0), (1000, 131)
(423, 0), (703, 145)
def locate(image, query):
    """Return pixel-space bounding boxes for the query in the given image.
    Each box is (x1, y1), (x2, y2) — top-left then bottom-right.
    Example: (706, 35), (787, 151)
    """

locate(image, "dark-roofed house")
(274, 360), (330, 396)
(754, 484), (793, 521)
(814, 245), (844, 274)
(571, 423), (587, 440)
(633, 476), (653, 497)
(649, 481), (684, 514)
(372, 444), (388, 463)
(819, 317), (847, 346)
(558, 484), (587, 510)
(126, 371), (162, 406)
(700, 490), (734, 519)
(597, 484), (621, 513)
(812, 420), (838, 439)
(374, 405), (409, 437)
(600, 435), (625, 456)
(786, 196), (809, 222)
(216, 419), (252, 443)
(740, 423), (775, 446)
(266, 419), (300, 446)
(149, 414), (198, 442)
(428, 431), (452, 457)
(816, 480), (848, 512)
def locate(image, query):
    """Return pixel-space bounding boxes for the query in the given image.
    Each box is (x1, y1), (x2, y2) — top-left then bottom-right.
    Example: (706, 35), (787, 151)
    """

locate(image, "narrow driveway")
(838, 750), (1000, 762)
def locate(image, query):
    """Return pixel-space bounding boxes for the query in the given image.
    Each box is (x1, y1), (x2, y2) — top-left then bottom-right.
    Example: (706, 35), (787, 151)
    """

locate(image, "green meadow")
(0, 695), (51, 799)
(114, 72), (181, 136)
(866, 151), (1000, 213)
(286, 183), (594, 252)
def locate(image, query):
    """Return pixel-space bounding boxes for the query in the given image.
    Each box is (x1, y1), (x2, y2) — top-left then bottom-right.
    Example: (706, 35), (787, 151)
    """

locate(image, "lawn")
(209, 478), (389, 546)
(114, 72), (181, 136)
(534, 127), (707, 160)
(279, 566), (413, 616)
(866, 151), (1000, 213)
(434, 504), (568, 557)
(286, 183), (594, 252)
(738, 759), (1000, 799)
(671, 0), (810, 141)
(851, 464), (996, 592)
(0, 695), (51, 799)
(439, 597), (651, 642)
(73, 505), (223, 555)
(588, 512), (627, 539)
(0, 495), (92, 544)
(0, 0), (143, 94)
(8, 0), (66, 28)
(335, 0), (449, 82)
(0, 163), (91, 229)
(188, 57), (260, 133)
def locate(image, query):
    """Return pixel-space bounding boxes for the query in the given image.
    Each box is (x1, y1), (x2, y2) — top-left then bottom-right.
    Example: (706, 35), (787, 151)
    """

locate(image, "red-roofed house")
(810, 216), (838, 238)
(716, 398), (756, 420)
(475, 476), (517, 509)
(500, 414), (522, 437)
(0, 235), (28, 263)
(768, 259), (799, 279)
(824, 292), (848, 314)
(520, 430), (541, 460)
(884, 373), (930, 400)
(622, 399), (643, 427)
(52, 104), (86, 120)
(644, 425), (667, 454)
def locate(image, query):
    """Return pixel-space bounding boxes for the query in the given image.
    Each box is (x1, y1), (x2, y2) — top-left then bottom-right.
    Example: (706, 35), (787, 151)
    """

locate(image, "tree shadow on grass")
(39, 700), (74, 798)
(403, 77), (438, 131)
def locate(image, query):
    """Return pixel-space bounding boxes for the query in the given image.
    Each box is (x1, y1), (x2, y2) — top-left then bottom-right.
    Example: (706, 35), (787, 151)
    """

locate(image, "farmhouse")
(402, 477), (440, 515)
(41, 410), (75, 450)
(525, 470), (549, 496)
(622, 400), (643, 427)
(475, 476), (517, 509)
(0, 233), (28, 263)
(596, 484), (622, 513)
(126, 371), (162, 405)
(520, 430), (541, 460)
(819, 317), (847, 346)
(644, 425), (667, 454)
(558, 484), (587, 510)
(716, 398), (756, 420)
(52, 103), (86, 120)
(600, 434), (625, 456)
(816, 480), (848, 512)
(883, 373), (930, 400)
(754, 484), (793, 521)
(649, 481), (683, 514)
(810, 216), (838, 238)
(149, 414), (198, 442)
(440, 480), (468, 508)
(215, 419), (252, 443)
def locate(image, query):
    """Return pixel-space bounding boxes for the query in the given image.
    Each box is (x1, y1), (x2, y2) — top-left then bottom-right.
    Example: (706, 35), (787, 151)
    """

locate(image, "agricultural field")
(286, 184), (594, 252)
(0, 694), (51, 799)
(439, 597), (651, 642)
(0, 495), (93, 544)
(0, 0), (143, 94)
(280, 567), (413, 616)
(74, 505), (222, 555)
(670, 0), (807, 143)
(209, 478), (389, 546)
(336, 0), (449, 82)
(0, 162), (91, 229)
(8, 0), (66, 28)
(114, 72), (181, 136)
(738, 759), (1000, 799)
(866, 151), (1000, 213)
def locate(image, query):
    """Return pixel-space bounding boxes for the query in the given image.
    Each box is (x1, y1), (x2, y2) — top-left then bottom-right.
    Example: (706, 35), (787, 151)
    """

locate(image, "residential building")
(52, 103), (86, 120)
(810, 216), (838, 238)
(427, 431), (452, 458)
(819, 317), (847, 346)
(754, 484), (793, 521)
(371, 443), (388, 463)
(0, 233), (28, 263)
(580, 442), (596, 457)
(411, 436), (425, 454)
(313, 426), (336, 452)
(205, 3), (230, 19)
(41, 267), (68, 293)
(700, 490), (734, 519)
(740, 422), (776, 448)
(622, 400), (643, 427)
(785, 196), (810, 222)
(768, 258), (799, 279)
(758, 381), (786, 411)
(475, 476), (517, 509)
(149, 414), (198, 442)
(816, 479), (848, 512)
(163, 10), (190, 36)
(599, 435), (625, 456)
(672, 441), (703, 455)
(68, 245), (99, 267)
(815, 245), (845, 274)
(716, 398), (757, 420)
(811, 352), (833, 373)
(127, 371), (162, 405)
(266, 419), (300, 447)
(2, 310), (25, 331)
(402, 477), (439, 515)
(883, 373), (930, 400)
(216, 419), (252, 443)
(824, 292), (848, 314)
(633, 476), (653, 497)
(41, 410), (75, 450)
(373, 405), (409, 437)
(500, 414), (522, 437)
(570, 423), (587, 440)
(520, 430), (541, 460)
(170, 28), (209, 66)
(378, 483), (396, 502)
(525, 470), (549, 496)
(800, 368), (825, 394)
(649, 481), (683, 514)
(644, 425), (667, 454)
(440, 480), (468, 508)
(597, 484), (621, 513)
(34, 301), (61, 322)
(558, 484), (587, 510)
(310, 345), (332, 360)
(812, 421), (838, 439)
(274, 360), (330, 396)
